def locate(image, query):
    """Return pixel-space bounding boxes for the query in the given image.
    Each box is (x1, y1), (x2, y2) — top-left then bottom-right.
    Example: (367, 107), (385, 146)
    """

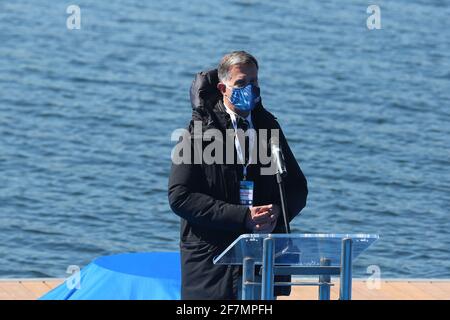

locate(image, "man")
(168, 51), (308, 299)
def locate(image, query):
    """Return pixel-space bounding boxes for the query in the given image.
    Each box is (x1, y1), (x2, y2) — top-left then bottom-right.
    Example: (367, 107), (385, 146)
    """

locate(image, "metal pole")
(261, 237), (275, 300)
(318, 258), (331, 300)
(340, 238), (353, 300)
(242, 257), (255, 300)
(276, 172), (291, 234)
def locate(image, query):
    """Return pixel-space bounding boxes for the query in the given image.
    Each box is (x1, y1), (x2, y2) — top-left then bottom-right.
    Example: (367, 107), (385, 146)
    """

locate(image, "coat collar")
(213, 99), (276, 130)
(191, 98), (276, 133)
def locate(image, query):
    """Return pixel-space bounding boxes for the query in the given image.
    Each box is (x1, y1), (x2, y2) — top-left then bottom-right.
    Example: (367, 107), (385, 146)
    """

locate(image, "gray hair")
(217, 51), (259, 82)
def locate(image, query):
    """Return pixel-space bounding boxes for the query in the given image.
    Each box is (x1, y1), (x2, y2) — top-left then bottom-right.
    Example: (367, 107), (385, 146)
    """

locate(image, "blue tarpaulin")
(40, 252), (181, 300)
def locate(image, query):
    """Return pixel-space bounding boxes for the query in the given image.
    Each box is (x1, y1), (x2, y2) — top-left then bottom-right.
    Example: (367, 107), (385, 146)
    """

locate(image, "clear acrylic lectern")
(213, 233), (379, 300)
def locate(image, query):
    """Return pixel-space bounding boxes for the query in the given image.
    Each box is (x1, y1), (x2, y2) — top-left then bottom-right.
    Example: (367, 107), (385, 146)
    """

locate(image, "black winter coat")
(168, 70), (308, 300)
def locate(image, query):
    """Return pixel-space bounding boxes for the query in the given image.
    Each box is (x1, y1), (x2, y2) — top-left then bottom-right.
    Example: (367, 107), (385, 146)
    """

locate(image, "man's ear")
(217, 82), (226, 94)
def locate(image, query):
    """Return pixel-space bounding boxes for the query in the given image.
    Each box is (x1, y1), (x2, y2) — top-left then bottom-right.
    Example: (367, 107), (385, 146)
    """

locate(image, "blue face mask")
(226, 83), (261, 112)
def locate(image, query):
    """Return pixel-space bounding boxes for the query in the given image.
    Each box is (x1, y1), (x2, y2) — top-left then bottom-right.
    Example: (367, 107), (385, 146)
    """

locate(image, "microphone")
(270, 137), (287, 177)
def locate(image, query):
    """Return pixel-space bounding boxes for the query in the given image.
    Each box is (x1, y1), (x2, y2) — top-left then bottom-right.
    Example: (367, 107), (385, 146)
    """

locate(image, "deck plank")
(0, 285), (13, 300)
(406, 282), (450, 300)
(351, 282), (374, 300)
(368, 282), (413, 300)
(21, 281), (55, 299)
(281, 280), (450, 300)
(43, 280), (63, 290)
(1, 279), (449, 300)
(386, 281), (433, 300)
(429, 281), (450, 297)
(0, 282), (36, 300)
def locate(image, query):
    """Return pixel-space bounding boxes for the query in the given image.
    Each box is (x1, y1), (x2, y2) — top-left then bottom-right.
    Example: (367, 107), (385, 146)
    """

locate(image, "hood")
(189, 69), (221, 111)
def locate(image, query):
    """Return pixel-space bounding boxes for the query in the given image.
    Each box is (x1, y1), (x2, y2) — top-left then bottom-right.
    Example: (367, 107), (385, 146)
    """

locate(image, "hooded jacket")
(168, 69), (308, 299)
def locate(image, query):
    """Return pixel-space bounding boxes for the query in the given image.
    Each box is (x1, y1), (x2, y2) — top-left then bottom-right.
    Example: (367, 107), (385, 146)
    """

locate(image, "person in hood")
(168, 51), (308, 300)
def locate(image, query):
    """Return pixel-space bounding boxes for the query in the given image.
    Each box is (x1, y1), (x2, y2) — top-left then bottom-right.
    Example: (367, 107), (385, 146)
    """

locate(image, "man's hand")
(245, 204), (281, 233)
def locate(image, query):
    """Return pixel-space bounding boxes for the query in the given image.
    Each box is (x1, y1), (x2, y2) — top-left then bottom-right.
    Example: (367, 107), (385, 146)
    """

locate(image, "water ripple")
(0, 0), (449, 279)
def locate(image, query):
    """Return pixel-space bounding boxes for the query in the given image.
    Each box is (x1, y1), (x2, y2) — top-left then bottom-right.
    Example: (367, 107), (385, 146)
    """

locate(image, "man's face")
(218, 62), (259, 111)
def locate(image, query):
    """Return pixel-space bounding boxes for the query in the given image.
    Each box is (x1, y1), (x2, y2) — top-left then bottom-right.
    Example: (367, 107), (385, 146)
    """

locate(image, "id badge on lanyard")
(239, 164), (254, 205)
(239, 179), (254, 206)
(234, 118), (254, 206)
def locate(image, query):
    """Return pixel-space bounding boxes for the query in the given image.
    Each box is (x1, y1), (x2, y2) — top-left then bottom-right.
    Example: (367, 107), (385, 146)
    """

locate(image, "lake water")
(0, 0), (449, 279)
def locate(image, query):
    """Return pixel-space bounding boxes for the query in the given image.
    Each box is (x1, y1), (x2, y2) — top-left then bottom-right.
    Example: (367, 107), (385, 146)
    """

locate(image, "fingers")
(268, 204), (280, 217)
(254, 204), (272, 214)
(251, 204), (278, 224)
(252, 213), (271, 223)
(248, 205), (278, 232)
(251, 206), (270, 222)
(253, 205), (272, 217)
(253, 213), (277, 224)
(254, 224), (270, 233)
(254, 220), (276, 233)
(255, 217), (277, 232)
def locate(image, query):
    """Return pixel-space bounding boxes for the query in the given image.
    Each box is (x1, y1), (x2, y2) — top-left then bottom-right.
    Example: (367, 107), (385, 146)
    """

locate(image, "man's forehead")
(229, 63), (258, 80)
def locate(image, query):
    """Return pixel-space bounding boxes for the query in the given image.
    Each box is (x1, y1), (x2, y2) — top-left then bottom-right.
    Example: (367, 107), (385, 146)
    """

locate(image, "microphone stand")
(276, 171), (301, 266)
(276, 171), (291, 234)
(272, 140), (298, 265)
(273, 145), (301, 267)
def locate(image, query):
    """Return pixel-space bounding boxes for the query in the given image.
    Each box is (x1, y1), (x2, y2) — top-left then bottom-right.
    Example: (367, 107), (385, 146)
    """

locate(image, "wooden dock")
(0, 279), (62, 300)
(279, 278), (450, 300)
(0, 278), (449, 300)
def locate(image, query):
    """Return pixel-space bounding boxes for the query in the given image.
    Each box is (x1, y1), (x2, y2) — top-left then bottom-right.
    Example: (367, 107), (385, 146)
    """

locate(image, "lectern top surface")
(213, 233), (379, 266)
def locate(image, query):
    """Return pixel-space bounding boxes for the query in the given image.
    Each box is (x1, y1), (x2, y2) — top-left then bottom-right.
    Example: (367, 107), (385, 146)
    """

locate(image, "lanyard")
(231, 116), (254, 180)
